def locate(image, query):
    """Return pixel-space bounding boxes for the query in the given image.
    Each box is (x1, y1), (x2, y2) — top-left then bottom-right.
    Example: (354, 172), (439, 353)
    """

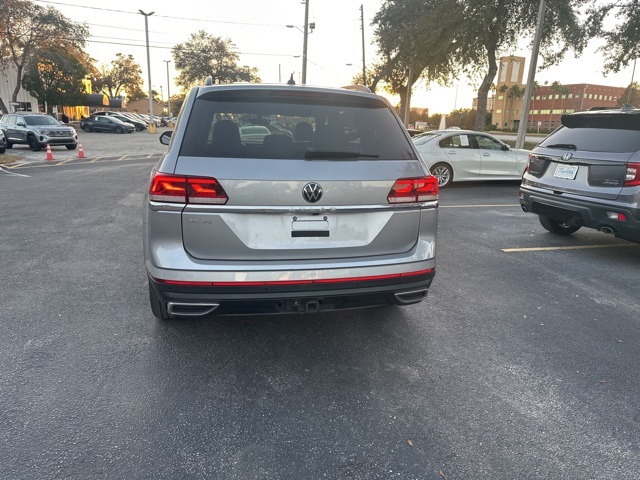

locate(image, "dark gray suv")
(520, 106), (640, 243)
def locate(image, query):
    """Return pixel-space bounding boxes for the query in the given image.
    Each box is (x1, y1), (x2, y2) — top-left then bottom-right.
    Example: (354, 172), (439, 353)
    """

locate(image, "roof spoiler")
(340, 84), (372, 93)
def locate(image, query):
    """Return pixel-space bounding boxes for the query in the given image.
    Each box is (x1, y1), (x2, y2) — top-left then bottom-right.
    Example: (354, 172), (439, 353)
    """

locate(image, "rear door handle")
(482, 153), (490, 156)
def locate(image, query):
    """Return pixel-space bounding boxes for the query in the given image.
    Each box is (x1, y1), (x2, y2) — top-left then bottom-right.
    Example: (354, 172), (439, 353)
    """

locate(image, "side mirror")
(159, 130), (172, 145)
(502, 143), (511, 151)
(17, 121), (26, 127)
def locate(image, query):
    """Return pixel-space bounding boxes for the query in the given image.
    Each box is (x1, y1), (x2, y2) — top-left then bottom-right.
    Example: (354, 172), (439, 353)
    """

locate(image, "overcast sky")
(36, 0), (636, 114)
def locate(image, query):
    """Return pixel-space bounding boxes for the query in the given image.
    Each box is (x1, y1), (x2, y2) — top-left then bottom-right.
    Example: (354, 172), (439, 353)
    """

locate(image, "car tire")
(0, 146), (5, 154)
(83, 125), (92, 133)
(431, 162), (453, 188)
(5, 141), (12, 149)
(538, 215), (581, 235)
(27, 136), (41, 151)
(149, 282), (171, 320)
(66, 144), (77, 150)
(115, 126), (124, 134)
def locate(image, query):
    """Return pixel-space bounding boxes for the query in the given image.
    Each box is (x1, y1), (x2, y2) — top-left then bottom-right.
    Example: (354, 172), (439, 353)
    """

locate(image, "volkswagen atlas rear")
(144, 82), (438, 319)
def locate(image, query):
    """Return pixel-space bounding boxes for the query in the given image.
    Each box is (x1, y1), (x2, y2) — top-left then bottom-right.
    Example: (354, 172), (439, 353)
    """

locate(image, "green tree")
(616, 82), (640, 108)
(588, 2), (640, 74)
(172, 30), (261, 91)
(94, 54), (144, 99)
(0, 0), (89, 113)
(371, 0), (459, 121)
(21, 46), (92, 111)
(372, 0), (593, 132)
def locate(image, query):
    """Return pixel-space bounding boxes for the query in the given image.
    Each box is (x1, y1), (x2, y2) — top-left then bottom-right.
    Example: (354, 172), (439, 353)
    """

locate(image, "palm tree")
(498, 84), (509, 129)
(507, 85), (525, 130)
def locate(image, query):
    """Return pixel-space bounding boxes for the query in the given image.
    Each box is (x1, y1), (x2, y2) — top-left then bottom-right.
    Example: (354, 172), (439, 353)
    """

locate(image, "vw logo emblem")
(562, 152), (573, 161)
(302, 182), (323, 203)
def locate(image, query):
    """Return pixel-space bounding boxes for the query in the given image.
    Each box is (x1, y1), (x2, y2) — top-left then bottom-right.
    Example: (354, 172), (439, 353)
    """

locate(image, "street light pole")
(360, 4), (366, 87)
(302, 0), (310, 84)
(163, 60), (171, 119)
(139, 10), (155, 133)
(515, 0), (545, 149)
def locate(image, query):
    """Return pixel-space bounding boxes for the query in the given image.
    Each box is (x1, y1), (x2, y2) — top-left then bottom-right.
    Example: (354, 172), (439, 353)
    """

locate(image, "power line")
(35, 0), (288, 28)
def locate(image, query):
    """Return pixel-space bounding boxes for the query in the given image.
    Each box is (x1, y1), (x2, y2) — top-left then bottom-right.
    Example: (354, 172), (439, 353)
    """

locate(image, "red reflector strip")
(161, 279), (212, 286)
(152, 269), (434, 287)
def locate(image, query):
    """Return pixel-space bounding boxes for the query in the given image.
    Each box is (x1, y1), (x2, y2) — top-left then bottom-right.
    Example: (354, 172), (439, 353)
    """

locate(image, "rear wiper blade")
(544, 143), (577, 150)
(305, 149), (379, 159)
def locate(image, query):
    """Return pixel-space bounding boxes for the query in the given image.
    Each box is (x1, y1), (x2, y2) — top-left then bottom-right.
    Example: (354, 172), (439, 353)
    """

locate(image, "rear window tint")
(179, 91), (417, 160)
(539, 127), (640, 153)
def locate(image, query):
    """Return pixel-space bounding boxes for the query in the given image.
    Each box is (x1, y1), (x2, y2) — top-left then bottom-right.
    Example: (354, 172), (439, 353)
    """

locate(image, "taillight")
(525, 154), (532, 173)
(387, 176), (438, 203)
(149, 172), (187, 202)
(625, 162), (640, 187)
(187, 177), (228, 204)
(149, 171), (228, 204)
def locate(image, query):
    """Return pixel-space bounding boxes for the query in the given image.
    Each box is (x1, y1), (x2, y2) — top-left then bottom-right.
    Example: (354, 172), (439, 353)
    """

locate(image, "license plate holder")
(554, 164), (578, 180)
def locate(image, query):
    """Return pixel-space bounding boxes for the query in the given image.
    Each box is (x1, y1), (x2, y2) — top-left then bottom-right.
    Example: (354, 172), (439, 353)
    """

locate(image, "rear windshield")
(179, 91), (417, 160)
(539, 126), (640, 153)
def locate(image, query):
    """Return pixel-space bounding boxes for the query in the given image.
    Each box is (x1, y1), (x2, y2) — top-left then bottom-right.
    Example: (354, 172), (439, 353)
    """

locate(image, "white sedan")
(413, 130), (530, 188)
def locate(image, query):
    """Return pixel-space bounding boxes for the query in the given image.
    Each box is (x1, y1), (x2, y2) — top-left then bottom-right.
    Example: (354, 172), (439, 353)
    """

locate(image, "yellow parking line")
(441, 204), (520, 208)
(503, 244), (638, 253)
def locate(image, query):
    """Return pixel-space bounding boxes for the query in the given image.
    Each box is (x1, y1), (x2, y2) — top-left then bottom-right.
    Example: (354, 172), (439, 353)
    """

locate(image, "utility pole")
(139, 10), (155, 133)
(163, 60), (171, 119)
(628, 58), (637, 104)
(360, 5), (366, 87)
(516, 0), (545, 149)
(404, 63), (413, 126)
(302, 0), (310, 84)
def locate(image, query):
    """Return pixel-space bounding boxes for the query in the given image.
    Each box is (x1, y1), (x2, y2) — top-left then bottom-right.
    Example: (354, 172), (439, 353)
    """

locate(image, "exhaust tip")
(599, 226), (615, 235)
(394, 289), (428, 305)
(521, 205), (527, 212)
(167, 302), (220, 317)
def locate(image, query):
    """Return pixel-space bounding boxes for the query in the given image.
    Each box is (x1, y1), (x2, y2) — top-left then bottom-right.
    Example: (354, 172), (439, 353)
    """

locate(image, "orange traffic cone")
(45, 144), (54, 161)
(77, 144), (85, 159)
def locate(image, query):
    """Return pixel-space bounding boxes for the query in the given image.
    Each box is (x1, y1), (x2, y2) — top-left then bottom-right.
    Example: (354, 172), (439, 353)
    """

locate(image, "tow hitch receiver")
(277, 299), (322, 313)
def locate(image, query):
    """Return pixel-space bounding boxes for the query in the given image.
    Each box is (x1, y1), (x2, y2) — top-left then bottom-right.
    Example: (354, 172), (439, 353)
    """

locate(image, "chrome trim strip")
(164, 201), (438, 214)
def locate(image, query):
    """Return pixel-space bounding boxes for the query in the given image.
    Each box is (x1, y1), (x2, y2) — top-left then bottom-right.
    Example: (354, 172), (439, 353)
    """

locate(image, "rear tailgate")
(527, 148), (632, 200)
(178, 157), (428, 261)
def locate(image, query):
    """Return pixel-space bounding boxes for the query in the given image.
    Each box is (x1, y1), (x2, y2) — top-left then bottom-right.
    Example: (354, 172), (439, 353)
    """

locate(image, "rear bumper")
(520, 185), (640, 242)
(148, 265), (435, 317)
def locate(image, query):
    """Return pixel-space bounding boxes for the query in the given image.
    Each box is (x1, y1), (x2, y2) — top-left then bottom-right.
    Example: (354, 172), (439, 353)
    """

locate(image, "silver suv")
(143, 81), (439, 319)
(520, 106), (640, 243)
(0, 113), (78, 151)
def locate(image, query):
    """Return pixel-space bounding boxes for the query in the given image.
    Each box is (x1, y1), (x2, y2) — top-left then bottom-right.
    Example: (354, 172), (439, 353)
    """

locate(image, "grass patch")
(0, 154), (21, 165)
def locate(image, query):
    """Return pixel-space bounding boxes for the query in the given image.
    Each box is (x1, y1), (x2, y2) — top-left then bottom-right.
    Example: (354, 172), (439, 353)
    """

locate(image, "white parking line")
(503, 244), (638, 253)
(0, 166), (30, 177)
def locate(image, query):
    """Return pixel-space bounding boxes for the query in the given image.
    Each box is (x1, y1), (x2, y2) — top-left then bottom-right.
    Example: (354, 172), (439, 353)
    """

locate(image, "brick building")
(489, 56), (626, 132)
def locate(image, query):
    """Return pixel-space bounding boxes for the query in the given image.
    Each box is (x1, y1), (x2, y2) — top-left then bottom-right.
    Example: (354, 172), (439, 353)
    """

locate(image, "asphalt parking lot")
(1, 136), (639, 479)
